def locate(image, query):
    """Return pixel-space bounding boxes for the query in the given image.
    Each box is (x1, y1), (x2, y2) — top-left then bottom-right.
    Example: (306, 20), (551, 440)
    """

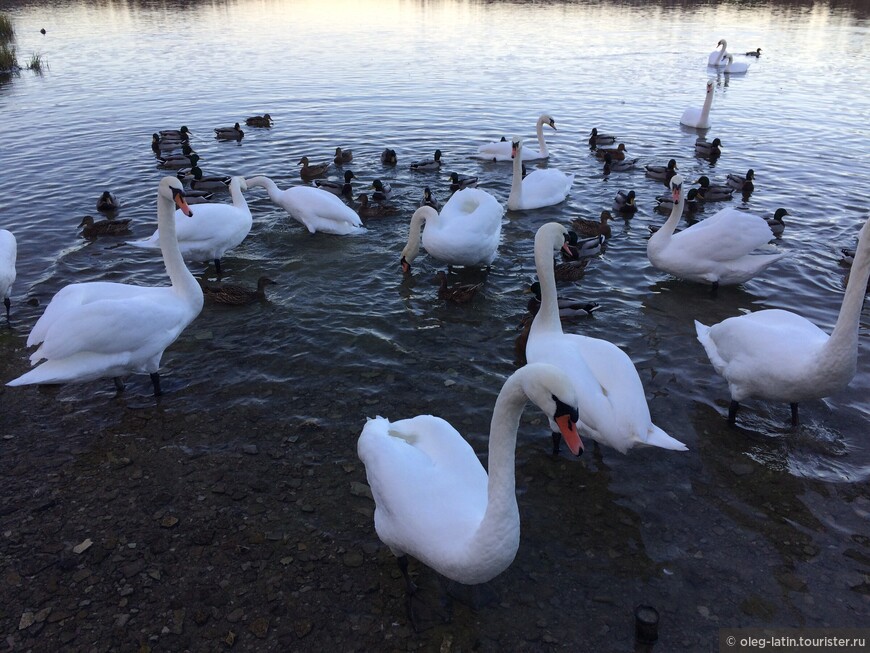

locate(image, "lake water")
(1, 0), (869, 649)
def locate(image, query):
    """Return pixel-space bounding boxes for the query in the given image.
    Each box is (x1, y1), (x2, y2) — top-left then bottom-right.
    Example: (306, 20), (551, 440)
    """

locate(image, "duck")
(381, 148), (398, 166)
(7, 177), (203, 396)
(180, 167), (231, 193)
(570, 211), (612, 239)
(726, 169), (755, 193)
(435, 270), (483, 304)
(214, 122), (244, 140)
(655, 187), (699, 214)
(314, 170), (356, 199)
(695, 213), (870, 428)
(645, 159), (679, 184)
(0, 229), (16, 320)
(695, 175), (734, 201)
(400, 188), (504, 272)
(96, 191), (119, 213)
(78, 215), (132, 238)
(245, 113), (273, 127)
(603, 154), (638, 174)
(723, 54), (750, 75)
(182, 189), (215, 205)
(563, 231), (605, 260)
(613, 190), (638, 215)
(474, 114), (557, 162)
(421, 187), (440, 211)
(127, 176), (252, 276)
(695, 137), (722, 159)
(595, 143), (628, 161)
(158, 151), (200, 170)
(647, 175), (784, 290)
(159, 126), (192, 141)
(527, 222), (688, 455)
(371, 179), (393, 202)
(766, 208), (789, 237)
(298, 156), (330, 180)
(680, 80), (715, 129)
(246, 175), (364, 235)
(745, 48), (762, 57)
(152, 133), (185, 155)
(357, 363), (581, 629)
(708, 39), (728, 67)
(448, 172), (478, 194)
(507, 138), (573, 211)
(409, 149), (442, 171)
(333, 147), (353, 165)
(356, 193), (399, 220)
(199, 276), (276, 305)
(554, 255), (590, 282)
(588, 128), (616, 148)
(527, 281), (600, 319)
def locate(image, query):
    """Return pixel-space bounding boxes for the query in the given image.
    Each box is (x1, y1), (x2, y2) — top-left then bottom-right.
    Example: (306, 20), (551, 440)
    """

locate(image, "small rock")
(114, 613), (130, 628)
(227, 607), (244, 623)
(18, 611), (35, 630)
(730, 462), (754, 476)
(697, 605), (710, 618)
(160, 516), (179, 528)
(342, 552), (364, 568)
(249, 616), (269, 639)
(294, 619), (313, 638)
(242, 444), (258, 455)
(350, 482), (373, 499)
(225, 630), (236, 647)
(73, 538), (93, 555)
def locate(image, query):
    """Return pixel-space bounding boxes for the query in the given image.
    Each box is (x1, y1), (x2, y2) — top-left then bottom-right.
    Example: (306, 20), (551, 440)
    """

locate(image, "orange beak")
(400, 256), (410, 274)
(174, 190), (192, 217)
(555, 413), (584, 456)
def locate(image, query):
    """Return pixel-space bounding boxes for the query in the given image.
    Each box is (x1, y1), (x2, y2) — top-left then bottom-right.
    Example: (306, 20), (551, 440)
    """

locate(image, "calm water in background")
(1, 0), (869, 643)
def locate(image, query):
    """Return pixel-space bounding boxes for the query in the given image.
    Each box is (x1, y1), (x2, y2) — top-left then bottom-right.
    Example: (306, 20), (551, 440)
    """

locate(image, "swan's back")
(423, 188), (504, 266)
(283, 186), (364, 234)
(518, 169), (574, 210)
(670, 208), (776, 262)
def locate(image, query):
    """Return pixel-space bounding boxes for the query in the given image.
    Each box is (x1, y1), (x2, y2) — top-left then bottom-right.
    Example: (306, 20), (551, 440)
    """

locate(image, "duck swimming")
(334, 147), (353, 165)
(96, 191), (119, 213)
(613, 190), (638, 215)
(245, 113), (273, 127)
(298, 156), (331, 179)
(410, 149), (442, 171)
(314, 170), (356, 199)
(695, 137), (722, 159)
(571, 211), (612, 239)
(645, 159), (678, 184)
(588, 127), (616, 148)
(79, 215), (132, 238)
(214, 122), (244, 140)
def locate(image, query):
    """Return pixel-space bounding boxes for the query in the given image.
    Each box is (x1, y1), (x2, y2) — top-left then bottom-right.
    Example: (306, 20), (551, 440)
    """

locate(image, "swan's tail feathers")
(694, 320), (726, 370)
(644, 424), (688, 451)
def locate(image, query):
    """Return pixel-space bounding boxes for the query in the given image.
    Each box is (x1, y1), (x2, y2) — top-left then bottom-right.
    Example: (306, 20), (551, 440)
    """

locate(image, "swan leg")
(710, 281), (719, 296)
(150, 372), (163, 397)
(214, 258), (222, 276)
(3, 297), (9, 319)
(397, 555), (420, 632)
(728, 400), (739, 425)
(790, 403), (800, 429)
(113, 377), (125, 392)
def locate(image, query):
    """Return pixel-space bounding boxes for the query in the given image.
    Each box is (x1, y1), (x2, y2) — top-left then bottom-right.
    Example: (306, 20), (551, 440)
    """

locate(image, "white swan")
(695, 214), (870, 427)
(400, 188), (504, 272)
(723, 54), (750, 74)
(527, 222), (688, 454)
(127, 176), (252, 275)
(245, 175), (364, 235)
(473, 114), (557, 162)
(647, 176), (784, 290)
(707, 39), (728, 67)
(0, 229), (16, 320)
(357, 363), (582, 598)
(7, 177), (203, 396)
(506, 138), (574, 211)
(680, 80), (715, 129)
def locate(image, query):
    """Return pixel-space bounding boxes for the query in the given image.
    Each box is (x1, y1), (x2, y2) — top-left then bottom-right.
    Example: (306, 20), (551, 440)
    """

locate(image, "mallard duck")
(421, 187), (440, 211)
(333, 147), (353, 165)
(656, 187), (699, 213)
(695, 137), (722, 159)
(199, 276), (276, 305)
(694, 175), (733, 201)
(158, 151), (199, 170)
(745, 47), (762, 57)
(79, 215), (132, 238)
(0, 229), (15, 320)
(356, 193), (399, 220)
(613, 190), (638, 215)
(381, 148), (398, 166)
(298, 156), (330, 180)
(645, 159), (678, 183)
(96, 191), (119, 213)
(527, 282), (600, 319)
(180, 167), (231, 192)
(448, 172), (478, 194)
(245, 113), (273, 127)
(563, 232), (605, 260)
(603, 154), (638, 174)
(595, 142), (628, 161)
(588, 127), (616, 148)
(766, 208), (788, 237)
(435, 271), (483, 304)
(182, 189), (214, 205)
(315, 170), (356, 199)
(409, 149), (442, 171)
(371, 179), (392, 202)
(726, 169), (755, 193)
(159, 126), (192, 140)
(840, 246), (856, 266)
(152, 133), (186, 155)
(571, 211), (612, 239)
(214, 122), (244, 140)
(554, 257), (590, 282)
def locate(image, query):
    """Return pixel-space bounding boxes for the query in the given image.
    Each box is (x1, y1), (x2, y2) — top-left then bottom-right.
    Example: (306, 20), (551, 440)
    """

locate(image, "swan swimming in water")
(708, 39), (728, 67)
(695, 213), (870, 427)
(680, 80), (715, 129)
(474, 114), (557, 162)
(506, 138), (573, 211)
(7, 177), (203, 396)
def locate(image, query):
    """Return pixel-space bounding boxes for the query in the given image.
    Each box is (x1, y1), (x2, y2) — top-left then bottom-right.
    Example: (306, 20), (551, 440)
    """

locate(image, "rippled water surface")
(1, 0), (869, 647)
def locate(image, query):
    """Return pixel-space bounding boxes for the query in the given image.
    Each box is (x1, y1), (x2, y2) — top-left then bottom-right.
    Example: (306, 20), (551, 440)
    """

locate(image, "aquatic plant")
(0, 14), (14, 43)
(27, 52), (46, 72)
(0, 43), (16, 72)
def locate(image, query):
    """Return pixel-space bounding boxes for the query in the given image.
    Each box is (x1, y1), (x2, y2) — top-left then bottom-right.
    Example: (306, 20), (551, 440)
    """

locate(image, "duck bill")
(173, 189), (193, 217)
(555, 414), (584, 456)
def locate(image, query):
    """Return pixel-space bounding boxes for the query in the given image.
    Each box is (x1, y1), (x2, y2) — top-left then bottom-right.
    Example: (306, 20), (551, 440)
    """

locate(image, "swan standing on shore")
(680, 80), (715, 129)
(695, 214), (870, 427)
(0, 230), (16, 320)
(474, 114), (557, 162)
(8, 177), (203, 396)
(246, 176), (365, 235)
(507, 138), (573, 211)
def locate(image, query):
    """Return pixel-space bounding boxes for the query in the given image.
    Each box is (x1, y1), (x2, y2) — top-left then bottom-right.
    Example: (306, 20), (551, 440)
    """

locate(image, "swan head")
(159, 176), (193, 217)
(230, 176), (248, 192)
(510, 138), (523, 159)
(717, 39), (727, 47)
(706, 80), (714, 93)
(669, 175), (684, 204)
(539, 114), (556, 130)
(519, 363), (583, 456)
(539, 221), (572, 259)
(400, 206), (438, 273)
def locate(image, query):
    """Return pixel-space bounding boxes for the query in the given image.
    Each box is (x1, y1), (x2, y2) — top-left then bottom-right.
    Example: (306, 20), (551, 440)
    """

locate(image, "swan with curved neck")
(708, 39), (728, 67)
(474, 114), (557, 162)
(647, 175), (784, 289)
(400, 188), (503, 272)
(507, 138), (573, 211)
(696, 214), (870, 427)
(680, 80), (715, 129)
(8, 177), (203, 395)
(723, 54), (750, 74)
(528, 222), (687, 454)
(358, 363), (581, 599)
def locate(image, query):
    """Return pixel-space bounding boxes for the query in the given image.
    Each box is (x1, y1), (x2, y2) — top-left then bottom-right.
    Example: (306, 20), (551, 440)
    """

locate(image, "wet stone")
(227, 607), (244, 623)
(249, 616), (269, 639)
(342, 552), (364, 568)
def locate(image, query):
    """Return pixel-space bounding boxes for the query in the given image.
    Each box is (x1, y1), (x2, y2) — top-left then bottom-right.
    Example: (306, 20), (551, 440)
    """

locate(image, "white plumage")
(507, 138), (573, 211)
(0, 229), (16, 320)
(680, 80), (715, 129)
(473, 114), (557, 162)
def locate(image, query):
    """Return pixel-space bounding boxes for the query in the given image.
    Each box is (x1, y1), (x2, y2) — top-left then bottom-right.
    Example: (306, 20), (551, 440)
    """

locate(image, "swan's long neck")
(535, 117), (548, 157)
(529, 231), (562, 337)
(508, 145), (524, 208)
(158, 191), (200, 303)
(648, 190), (685, 253)
(246, 175), (281, 203)
(825, 222), (870, 357)
(700, 86), (714, 124)
(228, 177), (248, 211)
(716, 41), (727, 64)
(400, 210), (426, 263)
